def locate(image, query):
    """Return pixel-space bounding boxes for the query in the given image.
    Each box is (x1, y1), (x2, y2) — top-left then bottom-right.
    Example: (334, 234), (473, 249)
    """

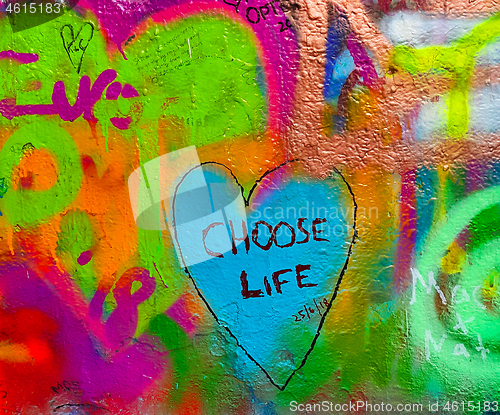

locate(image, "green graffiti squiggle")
(412, 185), (500, 396)
(391, 13), (500, 138)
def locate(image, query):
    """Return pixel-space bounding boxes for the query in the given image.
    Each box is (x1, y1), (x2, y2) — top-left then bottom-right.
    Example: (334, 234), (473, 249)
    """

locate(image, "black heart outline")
(171, 159), (357, 390)
(61, 22), (94, 73)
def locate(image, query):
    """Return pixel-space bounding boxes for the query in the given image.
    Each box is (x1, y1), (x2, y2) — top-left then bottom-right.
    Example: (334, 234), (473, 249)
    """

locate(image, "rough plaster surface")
(0, 0), (500, 413)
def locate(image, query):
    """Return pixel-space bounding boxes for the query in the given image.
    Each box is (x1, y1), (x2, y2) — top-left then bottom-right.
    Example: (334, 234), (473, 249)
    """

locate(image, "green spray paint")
(116, 15), (266, 148)
(56, 210), (96, 299)
(391, 12), (500, 138)
(412, 185), (500, 399)
(0, 121), (83, 226)
(149, 314), (195, 406)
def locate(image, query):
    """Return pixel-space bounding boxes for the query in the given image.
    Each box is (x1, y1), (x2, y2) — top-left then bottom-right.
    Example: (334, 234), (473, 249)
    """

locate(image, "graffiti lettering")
(51, 381), (83, 396)
(223, 0), (244, 13)
(409, 268), (447, 306)
(223, 0), (289, 33)
(258, 4), (270, 19)
(0, 69), (138, 129)
(202, 218), (329, 257)
(410, 268), (488, 311)
(246, 7), (260, 24)
(240, 264), (316, 299)
(425, 331), (490, 362)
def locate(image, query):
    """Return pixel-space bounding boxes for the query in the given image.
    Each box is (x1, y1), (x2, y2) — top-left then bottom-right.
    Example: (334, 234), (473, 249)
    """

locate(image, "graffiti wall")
(1, 0), (500, 413)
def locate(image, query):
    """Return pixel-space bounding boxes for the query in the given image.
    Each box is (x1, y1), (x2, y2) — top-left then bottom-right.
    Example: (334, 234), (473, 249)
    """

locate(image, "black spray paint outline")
(171, 159), (357, 390)
(61, 22), (94, 74)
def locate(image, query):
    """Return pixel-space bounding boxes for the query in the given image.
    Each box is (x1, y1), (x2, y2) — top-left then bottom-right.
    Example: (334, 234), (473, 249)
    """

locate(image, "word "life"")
(240, 264), (316, 299)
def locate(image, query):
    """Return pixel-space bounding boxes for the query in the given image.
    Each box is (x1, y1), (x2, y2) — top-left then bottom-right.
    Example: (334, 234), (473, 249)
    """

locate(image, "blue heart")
(172, 161), (356, 389)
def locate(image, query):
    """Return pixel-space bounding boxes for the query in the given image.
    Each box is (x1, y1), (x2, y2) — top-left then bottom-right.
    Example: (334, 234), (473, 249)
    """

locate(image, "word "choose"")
(202, 217), (329, 258)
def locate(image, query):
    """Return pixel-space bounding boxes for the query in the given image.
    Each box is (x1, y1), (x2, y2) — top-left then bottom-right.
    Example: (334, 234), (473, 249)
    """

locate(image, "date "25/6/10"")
(4, 1), (64, 14)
